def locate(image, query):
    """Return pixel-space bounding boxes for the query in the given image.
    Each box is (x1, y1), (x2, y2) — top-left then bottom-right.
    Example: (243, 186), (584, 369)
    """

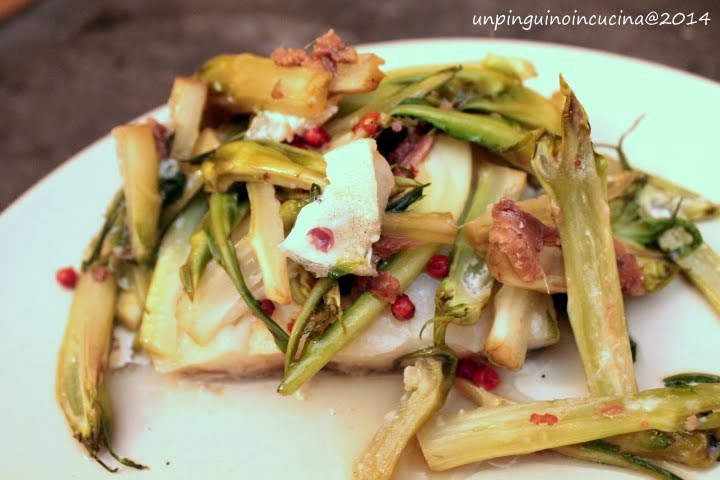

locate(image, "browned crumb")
(270, 47), (308, 67)
(271, 80), (284, 99)
(270, 29), (357, 73)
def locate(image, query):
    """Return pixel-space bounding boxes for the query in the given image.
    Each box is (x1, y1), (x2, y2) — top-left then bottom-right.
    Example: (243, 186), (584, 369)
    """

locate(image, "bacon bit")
(302, 127), (330, 148)
(307, 227), (334, 252)
(370, 271), (401, 303)
(91, 265), (109, 282)
(373, 236), (424, 260)
(146, 117), (169, 159)
(488, 199), (559, 282)
(529, 413), (559, 426)
(387, 130), (435, 176)
(574, 159), (582, 168)
(270, 30), (357, 72)
(426, 254), (450, 279)
(457, 359), (501, 390)
(262, 172), (271, 182)
(55, 266), (78, 289)
(260, 299), (276, 316)
(685, 414), (699, 431)
(391, 293), (415, 320)
(271, 80), (284, 99)
(353, 112), (381, 137)
(349, 271), (401, 304)
(311, 29), (357, 65)
(270, 47), (308, 67)
(286, 321), (295, 333)
(614, 240), (646, 296)
(599, 404), (626, 417)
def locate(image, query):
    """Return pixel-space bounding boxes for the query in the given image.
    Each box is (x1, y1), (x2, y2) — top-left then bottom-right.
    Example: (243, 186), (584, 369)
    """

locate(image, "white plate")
(1, 39), (718, 479)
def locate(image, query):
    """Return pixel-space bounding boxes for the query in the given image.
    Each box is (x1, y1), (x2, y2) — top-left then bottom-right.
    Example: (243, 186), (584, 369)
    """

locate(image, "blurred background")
(0, 0), (717, 211)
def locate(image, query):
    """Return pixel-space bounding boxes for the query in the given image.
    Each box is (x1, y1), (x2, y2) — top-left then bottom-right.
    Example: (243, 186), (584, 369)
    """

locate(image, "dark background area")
(0, 0), (717, 211)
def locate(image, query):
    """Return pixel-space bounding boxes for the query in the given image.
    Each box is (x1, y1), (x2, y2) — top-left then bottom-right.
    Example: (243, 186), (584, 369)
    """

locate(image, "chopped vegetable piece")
(457, 380), (686, 480)
(485, 285), (549, 370)
(247, 182), (292, 304)
(201, 140), (327, 192)
(178, 201), (247, 301)
(389, 103), (538, 173)
(418, 383), (720, 471)
(432, 161), (527, 346)
(112, 124), (162, 264)
(139, 197), (207, 356)
(199, 53), (334, 122)
(278, 244), (437, 395)
(663, 243), (720, 316)
(353, 357), (449, 480)
(284, 276), (337, 371)
(663, 373), (720, 387)
(410, 134), (472, 220)
(462, 83), (561, 135)
(205, 192), (289, 352)
(531, 79), (636, 396)
(56, 267), (145, 471)
(168, 77), (208, 160)
(326, 67), (458, 136)
(381, 212), (457, 245)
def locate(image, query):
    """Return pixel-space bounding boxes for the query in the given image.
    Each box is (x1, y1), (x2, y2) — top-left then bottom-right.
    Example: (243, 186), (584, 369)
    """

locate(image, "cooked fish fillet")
(150, 271), (490, 376)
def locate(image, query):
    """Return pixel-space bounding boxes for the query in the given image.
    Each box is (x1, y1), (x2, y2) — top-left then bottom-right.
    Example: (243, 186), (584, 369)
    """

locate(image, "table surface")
(1, 0), (717, 212)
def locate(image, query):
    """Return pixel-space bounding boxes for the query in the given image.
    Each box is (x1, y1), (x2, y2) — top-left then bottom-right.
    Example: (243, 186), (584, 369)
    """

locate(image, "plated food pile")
(55, 30), (720, 478)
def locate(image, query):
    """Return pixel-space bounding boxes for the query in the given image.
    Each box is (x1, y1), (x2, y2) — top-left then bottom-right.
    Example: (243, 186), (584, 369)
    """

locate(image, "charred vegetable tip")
(530, 77), (636, 397)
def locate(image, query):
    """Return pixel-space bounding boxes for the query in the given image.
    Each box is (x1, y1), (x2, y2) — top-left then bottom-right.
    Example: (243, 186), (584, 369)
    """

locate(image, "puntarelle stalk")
(531, 78), (636, 397)
(352, 357), (449, 480)
(278, 244), (438, 395)
(662, 242), (720, 316)
(462, 83), (561, 135)
(56, 266), (146, 471)
(201, 140), (328, 192)
(432, 162), (527, 345)
(205, 192), (289, 352)
(326, 67), (458, 136)
(418, 383), (720, 471)
(284, 276), (336, 372)
(140, 197), (208, 356)
(380, 211), (457, 244)
(455, 379), (685, 480)
(112, 124), (162, 264)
